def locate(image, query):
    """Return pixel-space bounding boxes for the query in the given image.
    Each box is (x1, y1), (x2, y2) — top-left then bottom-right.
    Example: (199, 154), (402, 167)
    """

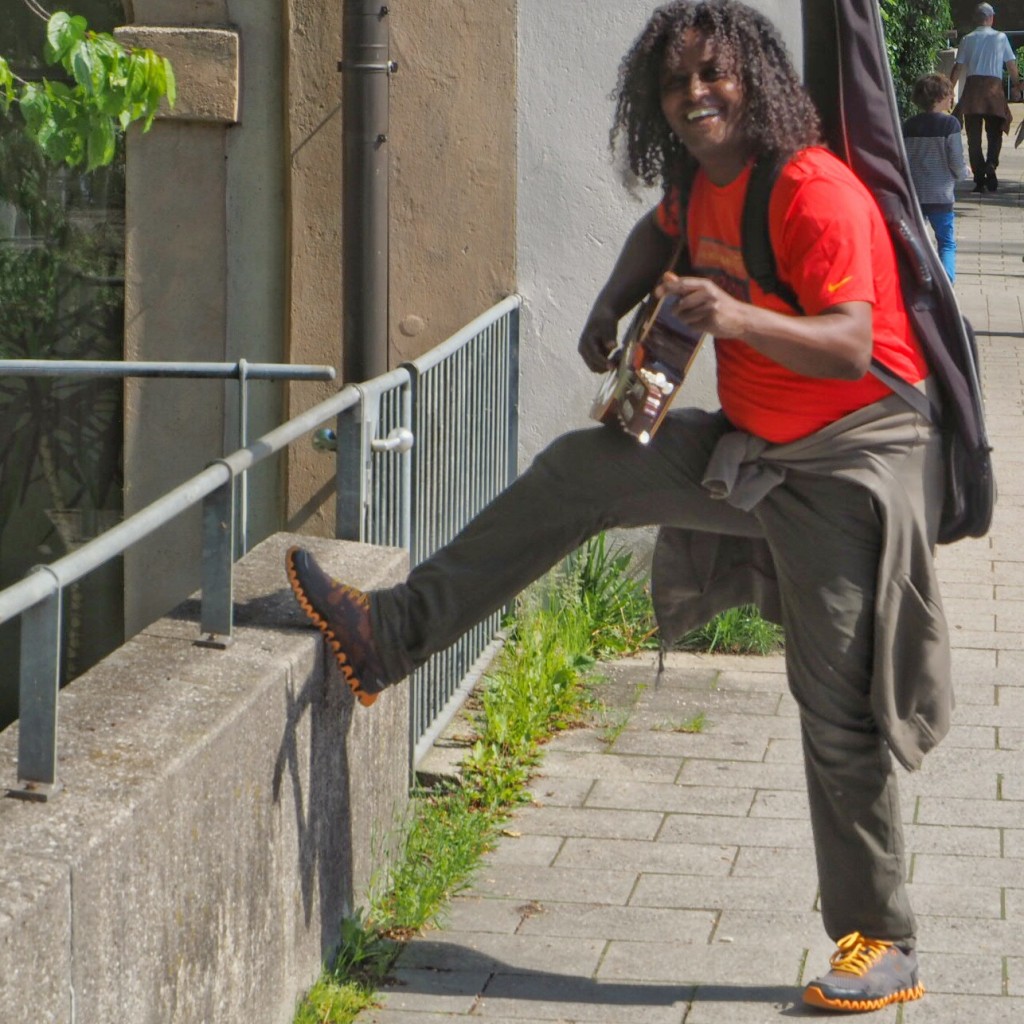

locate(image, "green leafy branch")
(879, 0), (953, 118)
(0, 9), (175, 170)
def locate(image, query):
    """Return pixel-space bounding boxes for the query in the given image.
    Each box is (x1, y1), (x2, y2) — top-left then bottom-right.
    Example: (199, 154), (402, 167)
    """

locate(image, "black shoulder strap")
(739, 153), (940, 423)
(672, 172), (696, 276)
(740, 156), (803, 313)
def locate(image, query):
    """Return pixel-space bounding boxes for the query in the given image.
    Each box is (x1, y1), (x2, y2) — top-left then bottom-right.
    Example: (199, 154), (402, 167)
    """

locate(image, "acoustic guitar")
(590, 292), (709, 445)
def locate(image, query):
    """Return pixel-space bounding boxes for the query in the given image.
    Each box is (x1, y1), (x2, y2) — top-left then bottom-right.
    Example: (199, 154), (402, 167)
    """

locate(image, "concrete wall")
(116, 2), (519, 622)
(0, 534), (411, 1024)
(118, 0), (291, 621)
(389, 1), (517, 362)
(282, 0), (519, 537)
(515, 0), (803, 464)
(281, 0), (345, 540)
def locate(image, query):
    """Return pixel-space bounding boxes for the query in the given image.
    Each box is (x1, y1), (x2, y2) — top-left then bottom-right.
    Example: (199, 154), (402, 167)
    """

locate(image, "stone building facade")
(117, 1), (516, 630)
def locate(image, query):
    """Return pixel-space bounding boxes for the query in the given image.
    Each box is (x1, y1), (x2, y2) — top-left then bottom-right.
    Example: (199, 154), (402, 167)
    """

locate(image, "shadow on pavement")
(378, 939), (855, 1018)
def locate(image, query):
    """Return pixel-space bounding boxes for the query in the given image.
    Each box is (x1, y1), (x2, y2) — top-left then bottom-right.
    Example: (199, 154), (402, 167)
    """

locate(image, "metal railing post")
(336, 375), (414, 547)
(507, 302), (521, 485)
(13, 566), (63, 800)
(398, 382), (413, 551)
(336, 388), (370, 541)
(237, 357), (251, 556)
(199, 468), (236, 645)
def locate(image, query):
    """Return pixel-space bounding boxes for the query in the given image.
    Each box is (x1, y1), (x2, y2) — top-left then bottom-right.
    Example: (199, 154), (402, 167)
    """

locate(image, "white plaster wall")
(516, 0), (803, 464)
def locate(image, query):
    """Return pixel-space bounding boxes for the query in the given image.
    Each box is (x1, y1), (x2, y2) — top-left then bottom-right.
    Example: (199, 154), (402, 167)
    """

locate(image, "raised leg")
(371, 410), (763, 680)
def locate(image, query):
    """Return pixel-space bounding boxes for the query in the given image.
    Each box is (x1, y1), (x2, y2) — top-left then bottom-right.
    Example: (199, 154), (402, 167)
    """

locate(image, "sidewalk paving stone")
(484, 835), (564, 868)
(920, 915), (1024, 954)
(532, 750), (685, 785)
(507, 805), (663, 841)
(376, 970), (494, 1016)
(475, 973), (692, 1023)
(999, 829), (1024, 858)
(552, 837), (736, 876)
(526, 776), (596, 809)
(903, 822), (1002, 856)
(515, 902), (716, 943)
(596, 940), (805, 986)
(912, 852), (1024, 887)
(903, 996), (1024, 1024)
(364, 1013), (549, 1024)
(675, 759), (811, 791)
(394, 931), (607, 976)
(586, 779), (758, 817)
(919, 952), (1004, 996)
(916, 795), (1024, 829)
(657, 811), (814, 849)
(443, 897), (533, 936)
(748, 788), (809, 818)
(1001, 727), (1024, 749)
(466, 865), (639, 906)
(904, 882), (1002, 919)
(629, 873), (818, 914)
(729, 845), (817, 877)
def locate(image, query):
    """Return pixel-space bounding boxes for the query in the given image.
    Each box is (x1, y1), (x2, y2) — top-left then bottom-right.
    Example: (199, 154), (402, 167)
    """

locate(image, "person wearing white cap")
(951, 2), (1022, 191)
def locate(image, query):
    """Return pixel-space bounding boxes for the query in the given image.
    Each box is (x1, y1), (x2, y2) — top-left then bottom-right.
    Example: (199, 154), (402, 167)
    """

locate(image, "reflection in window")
(0, 1), (127, 727)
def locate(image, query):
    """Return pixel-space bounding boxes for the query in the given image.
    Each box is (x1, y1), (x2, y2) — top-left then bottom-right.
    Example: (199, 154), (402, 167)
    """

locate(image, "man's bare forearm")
(590, 209), (676, 320)
(578, 209), (677, 370)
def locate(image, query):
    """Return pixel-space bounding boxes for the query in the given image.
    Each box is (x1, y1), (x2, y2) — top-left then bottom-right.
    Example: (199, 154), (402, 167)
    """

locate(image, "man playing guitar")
(288, 3), (948, 1011)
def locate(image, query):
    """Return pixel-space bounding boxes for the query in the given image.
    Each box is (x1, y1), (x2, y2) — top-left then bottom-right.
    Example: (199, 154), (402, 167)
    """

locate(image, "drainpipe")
(340, 2), (395, 383)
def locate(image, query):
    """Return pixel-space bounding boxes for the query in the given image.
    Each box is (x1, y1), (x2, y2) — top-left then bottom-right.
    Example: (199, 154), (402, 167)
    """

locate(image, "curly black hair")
(611, 0), (821, 188)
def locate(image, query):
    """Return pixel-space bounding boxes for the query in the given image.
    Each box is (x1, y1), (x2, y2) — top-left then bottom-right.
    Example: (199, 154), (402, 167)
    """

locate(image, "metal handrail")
(0, 359), (336, 380)
(1, 360), (342, 799)
(0, 358), (337, 555)
(1, 298), (521, 799)
(411, 295), (521, 372)
(0, 384), (358, 629)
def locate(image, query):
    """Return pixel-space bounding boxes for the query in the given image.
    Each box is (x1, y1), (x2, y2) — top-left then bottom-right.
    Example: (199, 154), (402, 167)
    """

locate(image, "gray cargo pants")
(372, 407), (938, 946)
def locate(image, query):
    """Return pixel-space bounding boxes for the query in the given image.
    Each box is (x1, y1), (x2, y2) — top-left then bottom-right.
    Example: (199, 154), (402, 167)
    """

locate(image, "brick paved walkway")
(362, 123), (1024, 1023)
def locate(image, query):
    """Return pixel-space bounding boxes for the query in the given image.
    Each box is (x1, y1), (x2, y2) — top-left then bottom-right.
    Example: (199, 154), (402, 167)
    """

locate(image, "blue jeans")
(926, 209), (956, 282)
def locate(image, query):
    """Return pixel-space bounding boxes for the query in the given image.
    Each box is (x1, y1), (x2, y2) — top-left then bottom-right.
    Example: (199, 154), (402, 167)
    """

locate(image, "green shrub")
(559, 532), (659, 657)
(880, 0), (953, 117)
(678, 604), (783, 656)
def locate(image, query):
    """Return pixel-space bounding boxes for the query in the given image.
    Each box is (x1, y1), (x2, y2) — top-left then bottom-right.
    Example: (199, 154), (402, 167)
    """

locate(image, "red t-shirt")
(656, 147), (928, 443)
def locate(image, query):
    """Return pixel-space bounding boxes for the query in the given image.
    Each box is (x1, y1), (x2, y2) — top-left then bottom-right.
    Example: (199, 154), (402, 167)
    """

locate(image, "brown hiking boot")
(803, 932), (924, 1012)
(285, 546), (387, 706)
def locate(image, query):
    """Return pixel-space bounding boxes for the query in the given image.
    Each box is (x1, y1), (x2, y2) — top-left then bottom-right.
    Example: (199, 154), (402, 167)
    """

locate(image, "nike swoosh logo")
(826, 275), (853, 294)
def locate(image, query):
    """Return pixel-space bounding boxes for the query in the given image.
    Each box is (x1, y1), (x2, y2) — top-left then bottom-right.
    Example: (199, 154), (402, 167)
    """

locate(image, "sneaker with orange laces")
(803, 932), (924, 1012)
(285, 546), (388, 707)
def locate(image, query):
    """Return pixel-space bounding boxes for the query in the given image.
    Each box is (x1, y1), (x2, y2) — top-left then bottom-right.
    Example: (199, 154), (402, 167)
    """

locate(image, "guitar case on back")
(795, 0), (994, 544)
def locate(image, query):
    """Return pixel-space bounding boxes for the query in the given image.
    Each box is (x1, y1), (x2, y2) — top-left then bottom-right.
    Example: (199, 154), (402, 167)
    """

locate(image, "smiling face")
(659, 28), (749, 184)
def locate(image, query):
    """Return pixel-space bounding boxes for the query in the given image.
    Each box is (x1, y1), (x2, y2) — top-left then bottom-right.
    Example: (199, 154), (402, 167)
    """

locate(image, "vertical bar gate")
(335, 298), (520, 763)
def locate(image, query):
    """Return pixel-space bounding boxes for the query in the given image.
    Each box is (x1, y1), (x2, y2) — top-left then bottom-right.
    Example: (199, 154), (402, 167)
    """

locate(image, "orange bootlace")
(828, 932), (892, 975)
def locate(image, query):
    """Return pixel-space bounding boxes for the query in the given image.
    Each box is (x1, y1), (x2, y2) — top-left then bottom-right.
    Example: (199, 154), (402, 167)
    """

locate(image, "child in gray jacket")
(903, 73), (970, 282)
